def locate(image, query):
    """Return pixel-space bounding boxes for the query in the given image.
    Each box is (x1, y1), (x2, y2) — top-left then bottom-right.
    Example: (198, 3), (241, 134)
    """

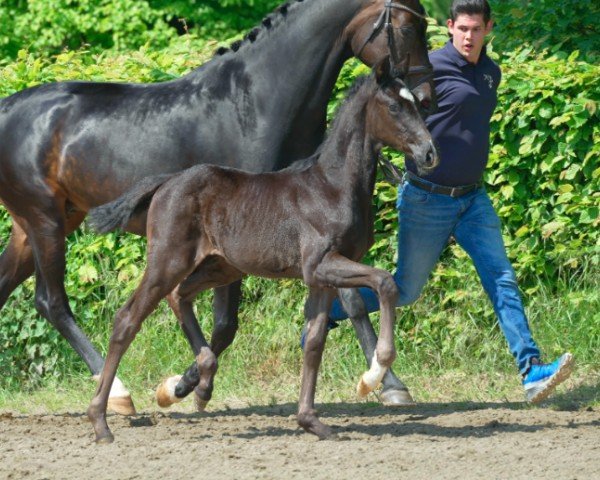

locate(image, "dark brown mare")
(87, 60), (438, 442)
(0, 0), (434, 413)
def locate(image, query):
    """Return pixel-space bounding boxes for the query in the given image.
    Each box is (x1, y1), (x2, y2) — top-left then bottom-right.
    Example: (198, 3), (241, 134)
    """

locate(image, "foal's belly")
(219, 235), (304, 280)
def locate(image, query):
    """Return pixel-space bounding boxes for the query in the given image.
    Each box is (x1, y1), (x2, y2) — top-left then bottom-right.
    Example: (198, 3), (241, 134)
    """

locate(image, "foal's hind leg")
(171, 281), (242, 407)
(338, 288), (415, 406)
(157, 264), (242, 410)
(156, 290), (214, 409)
(89, 244), (199, 442)
(297, 287), (336, 439)
(193, 281), (241, 411)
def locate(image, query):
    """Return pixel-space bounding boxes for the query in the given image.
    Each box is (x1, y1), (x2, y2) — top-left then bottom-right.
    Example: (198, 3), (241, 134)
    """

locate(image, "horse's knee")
(377, 274), (399, 305)
(33, 290), (68, 323)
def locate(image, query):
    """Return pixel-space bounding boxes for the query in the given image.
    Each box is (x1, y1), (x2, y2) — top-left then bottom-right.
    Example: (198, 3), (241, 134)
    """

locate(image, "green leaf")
(77, 264), (98, 284)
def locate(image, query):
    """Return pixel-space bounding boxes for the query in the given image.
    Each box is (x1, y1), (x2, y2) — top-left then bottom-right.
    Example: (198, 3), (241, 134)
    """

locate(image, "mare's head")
(366, 59), (439, 175)
(347, 0), (437, 118)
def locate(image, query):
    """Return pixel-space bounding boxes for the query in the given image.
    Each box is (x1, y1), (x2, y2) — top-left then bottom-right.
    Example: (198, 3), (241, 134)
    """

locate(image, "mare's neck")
(192, 0), (367, 165)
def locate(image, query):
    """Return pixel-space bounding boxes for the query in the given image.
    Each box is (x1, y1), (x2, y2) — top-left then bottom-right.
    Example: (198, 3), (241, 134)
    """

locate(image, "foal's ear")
(374, 56), (394, 85)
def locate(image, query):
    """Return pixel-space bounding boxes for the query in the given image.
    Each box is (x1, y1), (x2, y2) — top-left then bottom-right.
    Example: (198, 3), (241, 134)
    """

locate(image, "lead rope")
(378, 152), (405, 185)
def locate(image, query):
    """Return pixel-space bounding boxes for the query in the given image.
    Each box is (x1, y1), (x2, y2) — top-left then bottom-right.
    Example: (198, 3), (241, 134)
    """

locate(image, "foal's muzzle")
(415, 140), (439, 175)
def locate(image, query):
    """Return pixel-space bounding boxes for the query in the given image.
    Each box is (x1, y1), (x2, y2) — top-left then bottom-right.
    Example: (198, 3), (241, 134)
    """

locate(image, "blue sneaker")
(523, 353), (574, 403)
(300, 319), (339, 350)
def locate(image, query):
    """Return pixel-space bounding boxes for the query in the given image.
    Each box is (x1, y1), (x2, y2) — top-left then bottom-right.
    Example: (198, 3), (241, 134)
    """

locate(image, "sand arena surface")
(1, 402), (598, 480)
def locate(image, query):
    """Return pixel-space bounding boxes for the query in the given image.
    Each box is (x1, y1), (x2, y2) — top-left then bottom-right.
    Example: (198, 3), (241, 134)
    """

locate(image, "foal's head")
(366, 59), (439, 174)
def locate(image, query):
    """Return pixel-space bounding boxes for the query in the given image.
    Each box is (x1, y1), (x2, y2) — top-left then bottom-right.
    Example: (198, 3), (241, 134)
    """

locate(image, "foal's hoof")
(357, 376), (381, 398)
(156, 375), (183, 408)
(380, 388), (416, 407)
(107, 396), (136, 416)
(194, 392), (209, 412)
(95, 432), (115, 445)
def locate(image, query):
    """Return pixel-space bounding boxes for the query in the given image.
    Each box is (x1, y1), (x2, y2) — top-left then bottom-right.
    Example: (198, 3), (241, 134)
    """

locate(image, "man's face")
(447, 13), (493, 64)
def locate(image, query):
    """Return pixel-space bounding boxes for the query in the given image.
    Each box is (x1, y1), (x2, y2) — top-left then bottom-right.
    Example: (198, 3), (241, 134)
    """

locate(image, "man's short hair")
(449, 0), (492, 24)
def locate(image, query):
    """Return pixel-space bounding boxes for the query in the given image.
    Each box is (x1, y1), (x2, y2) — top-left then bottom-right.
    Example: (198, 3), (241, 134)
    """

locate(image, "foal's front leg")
(297, 287), (336, 439)
(311, 252), (398, 396)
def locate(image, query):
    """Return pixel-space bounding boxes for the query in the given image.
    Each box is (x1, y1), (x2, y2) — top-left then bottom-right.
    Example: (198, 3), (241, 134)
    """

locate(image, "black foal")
(87, 59), (438, 442)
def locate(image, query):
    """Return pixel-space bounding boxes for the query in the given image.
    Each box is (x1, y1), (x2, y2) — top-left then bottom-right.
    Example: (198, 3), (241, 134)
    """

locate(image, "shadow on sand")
(120, 379), (599, 440)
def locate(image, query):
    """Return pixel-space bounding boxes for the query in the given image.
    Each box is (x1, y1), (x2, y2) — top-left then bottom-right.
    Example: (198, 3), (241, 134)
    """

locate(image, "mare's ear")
(374, 56), (393, 85)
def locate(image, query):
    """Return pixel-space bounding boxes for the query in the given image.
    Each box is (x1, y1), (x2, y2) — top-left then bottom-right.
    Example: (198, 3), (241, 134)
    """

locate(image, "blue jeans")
(330, 181), (541, 374)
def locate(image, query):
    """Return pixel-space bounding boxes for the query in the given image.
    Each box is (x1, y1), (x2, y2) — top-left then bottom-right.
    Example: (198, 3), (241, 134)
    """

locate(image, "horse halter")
(357, 1), (434, 87)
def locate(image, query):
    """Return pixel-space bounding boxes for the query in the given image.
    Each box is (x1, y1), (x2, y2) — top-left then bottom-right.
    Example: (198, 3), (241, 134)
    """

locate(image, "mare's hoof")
(156, 375), (183, 408)
(316, 425), (335, 440)
(380, 388), (416, 407)
(194, 393), (209, 412)
(107, 396), (136, 416)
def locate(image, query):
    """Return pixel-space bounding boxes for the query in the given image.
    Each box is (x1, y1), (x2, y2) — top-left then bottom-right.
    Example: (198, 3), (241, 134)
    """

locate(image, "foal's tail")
(88, 174), (174, 234)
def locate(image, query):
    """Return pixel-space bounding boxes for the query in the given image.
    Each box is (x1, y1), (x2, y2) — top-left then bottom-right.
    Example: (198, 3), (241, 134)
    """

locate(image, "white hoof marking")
(156, 375), (183, 408)
(357, 353), (387, 397)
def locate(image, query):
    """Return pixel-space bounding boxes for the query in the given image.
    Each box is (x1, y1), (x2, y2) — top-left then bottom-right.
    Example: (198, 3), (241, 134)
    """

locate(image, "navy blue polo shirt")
(406, 40), (501, 186)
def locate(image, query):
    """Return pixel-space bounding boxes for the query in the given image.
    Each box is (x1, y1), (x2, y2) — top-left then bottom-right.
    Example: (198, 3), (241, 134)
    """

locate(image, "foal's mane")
(280, 75), (375, 173)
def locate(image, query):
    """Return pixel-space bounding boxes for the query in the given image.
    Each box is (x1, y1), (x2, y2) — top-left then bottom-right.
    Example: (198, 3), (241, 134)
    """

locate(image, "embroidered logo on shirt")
(483, 74), (494, 89)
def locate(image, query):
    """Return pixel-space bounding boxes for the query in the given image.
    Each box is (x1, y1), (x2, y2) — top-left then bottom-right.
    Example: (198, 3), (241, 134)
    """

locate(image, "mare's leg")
(88, 242), (199, 443)
(297, 287), (336, 439)
(337, 288), (414, 405)
(0, 218), (34, 308)
(308, 252), (399, 395)
(2, 205), (135, 414)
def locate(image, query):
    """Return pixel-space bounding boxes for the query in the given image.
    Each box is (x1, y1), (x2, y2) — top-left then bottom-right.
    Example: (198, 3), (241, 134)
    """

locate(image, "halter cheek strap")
(357, 1), (433, 86)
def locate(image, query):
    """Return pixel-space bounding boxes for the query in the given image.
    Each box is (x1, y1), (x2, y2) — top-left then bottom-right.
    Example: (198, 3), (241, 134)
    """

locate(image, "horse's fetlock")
(376, 347), (396, 368)
(297, 408), (318, 428)
(197, 347), (218, 374)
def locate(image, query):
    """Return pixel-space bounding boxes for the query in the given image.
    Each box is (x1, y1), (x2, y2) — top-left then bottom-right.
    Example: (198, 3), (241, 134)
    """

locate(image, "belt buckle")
(450, 186), (459, 198)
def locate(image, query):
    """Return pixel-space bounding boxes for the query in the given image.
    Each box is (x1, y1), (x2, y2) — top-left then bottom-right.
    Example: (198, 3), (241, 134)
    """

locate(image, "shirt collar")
(444, 40), (487, 67)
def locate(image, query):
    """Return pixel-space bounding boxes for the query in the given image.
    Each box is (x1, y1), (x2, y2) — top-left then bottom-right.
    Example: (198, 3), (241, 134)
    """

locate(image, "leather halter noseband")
(357, 1), (433, 87)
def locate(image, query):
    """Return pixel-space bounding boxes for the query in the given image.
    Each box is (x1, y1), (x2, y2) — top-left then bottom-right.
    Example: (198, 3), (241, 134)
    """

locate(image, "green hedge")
(0, 0), (176, 62)
(488, 48), (599, 277)
(491, 0), (600, 63)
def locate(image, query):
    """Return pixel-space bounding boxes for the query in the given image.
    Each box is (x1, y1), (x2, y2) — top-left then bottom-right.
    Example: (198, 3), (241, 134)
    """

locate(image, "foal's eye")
(388, 103), (401, 113)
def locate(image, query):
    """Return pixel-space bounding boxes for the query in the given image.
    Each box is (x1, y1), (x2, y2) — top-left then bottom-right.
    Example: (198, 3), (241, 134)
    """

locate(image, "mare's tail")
(88, 174), (174, 234)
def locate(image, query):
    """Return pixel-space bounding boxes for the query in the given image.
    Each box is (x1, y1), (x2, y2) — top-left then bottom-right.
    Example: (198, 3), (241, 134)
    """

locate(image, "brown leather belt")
(406, 172), (482, 198)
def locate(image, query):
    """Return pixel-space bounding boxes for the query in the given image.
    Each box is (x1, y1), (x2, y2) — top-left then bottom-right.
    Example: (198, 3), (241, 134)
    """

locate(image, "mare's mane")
(213, 0), (313, 57)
